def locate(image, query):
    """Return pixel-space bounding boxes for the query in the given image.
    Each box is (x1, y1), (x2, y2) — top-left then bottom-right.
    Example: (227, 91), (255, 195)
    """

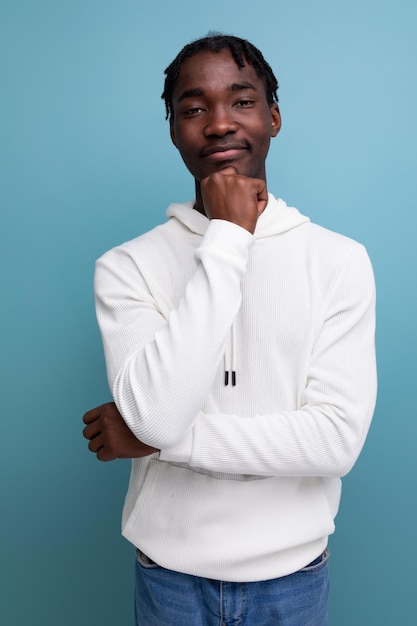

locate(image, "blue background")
(1, 1), (416, 624)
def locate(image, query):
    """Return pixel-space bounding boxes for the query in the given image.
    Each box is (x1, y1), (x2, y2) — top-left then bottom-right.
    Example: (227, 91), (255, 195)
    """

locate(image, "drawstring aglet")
(224, 371), (237, 386)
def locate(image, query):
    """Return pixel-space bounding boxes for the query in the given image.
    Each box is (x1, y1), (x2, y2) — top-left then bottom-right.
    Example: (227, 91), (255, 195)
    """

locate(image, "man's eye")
(236, 100), (254, 107)
(184, 107), (203, 115)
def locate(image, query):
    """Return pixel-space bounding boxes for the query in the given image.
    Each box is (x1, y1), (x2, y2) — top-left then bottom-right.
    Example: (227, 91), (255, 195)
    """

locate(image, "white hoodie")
(95, 194), (377, 582)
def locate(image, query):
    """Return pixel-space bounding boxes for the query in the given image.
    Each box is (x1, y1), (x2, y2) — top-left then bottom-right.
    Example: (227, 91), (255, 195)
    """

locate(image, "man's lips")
(201, 144), (248, 161)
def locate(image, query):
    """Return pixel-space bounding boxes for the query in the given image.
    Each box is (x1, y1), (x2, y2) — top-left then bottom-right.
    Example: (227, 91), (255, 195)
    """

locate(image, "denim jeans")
(134, 549), (329, 625)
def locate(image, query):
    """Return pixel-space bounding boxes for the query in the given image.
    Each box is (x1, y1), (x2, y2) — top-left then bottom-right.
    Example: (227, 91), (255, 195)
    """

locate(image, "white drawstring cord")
(224, 324), (236, 386)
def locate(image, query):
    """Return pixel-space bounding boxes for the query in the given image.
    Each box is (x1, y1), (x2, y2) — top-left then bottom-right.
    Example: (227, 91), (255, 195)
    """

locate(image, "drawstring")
(224, 323), (237, 386)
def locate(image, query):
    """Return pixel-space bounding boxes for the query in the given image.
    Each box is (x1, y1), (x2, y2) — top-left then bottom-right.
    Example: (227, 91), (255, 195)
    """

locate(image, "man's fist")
(200, 166), (267, 234)
(82, 402), (159, 462)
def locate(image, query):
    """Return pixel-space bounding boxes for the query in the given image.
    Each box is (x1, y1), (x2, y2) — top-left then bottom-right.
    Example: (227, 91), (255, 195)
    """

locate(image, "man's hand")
(82, 402), (159, 462)
(200, 166), (268, 234)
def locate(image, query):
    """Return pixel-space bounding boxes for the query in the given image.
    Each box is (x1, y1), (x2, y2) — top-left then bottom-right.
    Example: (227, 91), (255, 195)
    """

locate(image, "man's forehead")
(173, 49), (261, 93)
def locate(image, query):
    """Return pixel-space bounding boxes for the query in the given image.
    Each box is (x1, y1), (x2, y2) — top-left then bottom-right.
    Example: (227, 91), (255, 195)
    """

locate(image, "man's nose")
(204, 106), (238, 136)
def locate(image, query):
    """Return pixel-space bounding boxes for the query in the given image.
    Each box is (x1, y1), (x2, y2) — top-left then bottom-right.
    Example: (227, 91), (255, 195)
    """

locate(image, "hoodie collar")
(166, 193), (309, 238)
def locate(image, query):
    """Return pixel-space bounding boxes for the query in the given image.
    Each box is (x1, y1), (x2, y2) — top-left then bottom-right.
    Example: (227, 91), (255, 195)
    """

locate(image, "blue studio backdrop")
(1, 1), (416, 624)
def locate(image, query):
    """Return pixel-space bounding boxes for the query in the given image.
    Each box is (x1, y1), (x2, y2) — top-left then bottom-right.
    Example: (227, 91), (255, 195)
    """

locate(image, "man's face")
(169, 49), (281, 183)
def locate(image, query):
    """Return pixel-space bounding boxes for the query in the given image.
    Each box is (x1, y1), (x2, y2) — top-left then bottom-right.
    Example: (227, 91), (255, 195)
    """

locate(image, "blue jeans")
(134, 549), (329, 625)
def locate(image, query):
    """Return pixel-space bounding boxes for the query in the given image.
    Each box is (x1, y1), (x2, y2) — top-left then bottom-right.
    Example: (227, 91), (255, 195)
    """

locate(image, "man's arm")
(94, 170), (265, 452)
(85, 171), (266, 462)
(91, 171), (375, 477)
(87, 240), (376, 477)
(82, 402), (158, 461)
(158, 242), (376, 478)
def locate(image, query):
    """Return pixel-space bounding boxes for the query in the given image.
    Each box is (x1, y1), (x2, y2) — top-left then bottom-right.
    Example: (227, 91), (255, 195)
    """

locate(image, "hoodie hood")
(166, 193), (310, 238)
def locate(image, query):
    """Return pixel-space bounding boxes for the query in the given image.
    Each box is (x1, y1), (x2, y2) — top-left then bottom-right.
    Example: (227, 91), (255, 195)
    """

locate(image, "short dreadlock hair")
(161, 33), (279, 121)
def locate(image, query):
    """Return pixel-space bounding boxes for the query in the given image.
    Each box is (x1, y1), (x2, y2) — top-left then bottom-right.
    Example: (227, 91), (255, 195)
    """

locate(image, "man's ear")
(170, 123), (177, 148)
(270, 103), (281, 137)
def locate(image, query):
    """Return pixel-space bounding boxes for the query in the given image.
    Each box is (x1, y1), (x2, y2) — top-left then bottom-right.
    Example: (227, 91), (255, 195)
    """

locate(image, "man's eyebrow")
(229, 81), (258, 92)
(177, 88), (204, 103)
(177, 82), (259, 103)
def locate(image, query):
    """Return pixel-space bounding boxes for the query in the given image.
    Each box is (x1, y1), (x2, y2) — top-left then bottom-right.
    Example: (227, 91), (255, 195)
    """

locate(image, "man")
(83, 34), (376, 625)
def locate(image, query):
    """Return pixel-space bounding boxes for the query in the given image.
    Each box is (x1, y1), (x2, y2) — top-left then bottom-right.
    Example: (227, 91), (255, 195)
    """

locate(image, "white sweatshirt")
(95, 194), (377, 582)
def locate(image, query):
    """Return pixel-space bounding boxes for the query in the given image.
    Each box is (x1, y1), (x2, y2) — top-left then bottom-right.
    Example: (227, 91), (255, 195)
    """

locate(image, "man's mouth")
(201, 144), (248, 162)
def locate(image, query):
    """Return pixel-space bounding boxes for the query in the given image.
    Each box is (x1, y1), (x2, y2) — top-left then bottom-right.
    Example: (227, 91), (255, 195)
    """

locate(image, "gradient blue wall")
(1, 1), (416, 624)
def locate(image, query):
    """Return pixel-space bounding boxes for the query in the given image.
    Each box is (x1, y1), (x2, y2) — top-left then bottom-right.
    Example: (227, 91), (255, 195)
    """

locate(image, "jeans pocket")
(136, 548), (160, 570)
(299, 548), (330, 573)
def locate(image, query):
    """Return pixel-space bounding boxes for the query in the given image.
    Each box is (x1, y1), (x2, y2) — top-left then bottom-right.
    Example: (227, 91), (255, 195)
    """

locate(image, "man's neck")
(193, 181), (206, 216)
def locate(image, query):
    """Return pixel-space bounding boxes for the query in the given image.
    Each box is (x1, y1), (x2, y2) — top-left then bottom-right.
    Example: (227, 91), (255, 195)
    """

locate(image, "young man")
(83, 34), (377, 625)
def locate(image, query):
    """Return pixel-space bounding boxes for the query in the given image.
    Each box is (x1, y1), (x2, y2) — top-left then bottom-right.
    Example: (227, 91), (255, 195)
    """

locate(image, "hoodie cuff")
(158, 428), (193, 464)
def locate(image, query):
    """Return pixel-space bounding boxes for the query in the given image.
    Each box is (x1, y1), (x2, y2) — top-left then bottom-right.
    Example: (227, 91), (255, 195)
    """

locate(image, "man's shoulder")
(97, 218), (177, 264)
(303, 220), (366, 253)
(299, 221), (373, 285)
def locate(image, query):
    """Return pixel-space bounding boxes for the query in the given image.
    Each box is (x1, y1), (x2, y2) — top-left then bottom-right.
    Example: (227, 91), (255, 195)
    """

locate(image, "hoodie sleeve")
(95, 219), (254, 448)
(160, 243), (377, 478)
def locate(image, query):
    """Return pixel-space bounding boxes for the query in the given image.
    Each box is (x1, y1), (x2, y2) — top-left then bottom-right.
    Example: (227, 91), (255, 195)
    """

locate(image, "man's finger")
(88, 432), (103, 452)
(87, 434), (117, 462)
(254, 180), (268, 214)
(97, 448), (117, 462)
(82, 421), (101, 441)
(82, 407), (102, 425)
(82, 402), (115, 425)
(219, 166), (238, 176)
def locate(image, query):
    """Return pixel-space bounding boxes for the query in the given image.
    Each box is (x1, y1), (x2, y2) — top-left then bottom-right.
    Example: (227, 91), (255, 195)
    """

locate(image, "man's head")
(161, 34), (281, 187)
(162, 34), (279, 122)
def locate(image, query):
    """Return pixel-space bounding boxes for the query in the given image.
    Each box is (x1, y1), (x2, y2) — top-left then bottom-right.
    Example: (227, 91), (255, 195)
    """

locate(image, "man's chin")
(196, 163), (251, 180)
